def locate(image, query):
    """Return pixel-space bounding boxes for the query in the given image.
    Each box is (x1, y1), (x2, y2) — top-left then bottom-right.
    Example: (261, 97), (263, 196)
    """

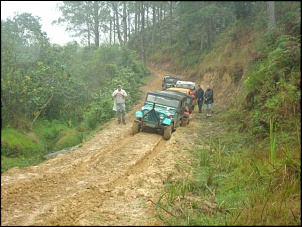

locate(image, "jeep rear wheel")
(185, 118), (190, 125)
(132, 121), (141, 135)
(182, 118), (188, 127)
(163, 124), (173, 140)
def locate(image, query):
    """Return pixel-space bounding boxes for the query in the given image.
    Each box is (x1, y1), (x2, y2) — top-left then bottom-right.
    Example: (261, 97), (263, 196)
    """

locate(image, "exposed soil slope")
(1, 63), (224, 226)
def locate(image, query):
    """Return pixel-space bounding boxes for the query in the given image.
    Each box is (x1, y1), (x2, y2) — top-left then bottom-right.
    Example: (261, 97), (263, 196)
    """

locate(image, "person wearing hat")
(112, 85), (127, 124)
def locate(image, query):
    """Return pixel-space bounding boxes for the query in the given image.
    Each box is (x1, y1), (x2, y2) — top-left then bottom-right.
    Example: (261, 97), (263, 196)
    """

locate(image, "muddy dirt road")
(1, 64), (212, 226)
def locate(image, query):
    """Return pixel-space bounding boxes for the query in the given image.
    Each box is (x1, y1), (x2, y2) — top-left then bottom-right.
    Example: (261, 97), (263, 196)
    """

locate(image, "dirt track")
(1, 64), (210, 226)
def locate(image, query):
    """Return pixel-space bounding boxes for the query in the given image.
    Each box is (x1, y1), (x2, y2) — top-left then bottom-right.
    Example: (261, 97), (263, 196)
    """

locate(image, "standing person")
(194, 84), (204, 113)
(204, 84), (214, 117)
(112, 85), (127, 124)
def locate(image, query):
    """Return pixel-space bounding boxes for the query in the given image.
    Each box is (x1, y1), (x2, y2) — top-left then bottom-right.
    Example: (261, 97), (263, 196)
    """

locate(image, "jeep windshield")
(166, 78), (179, 83)
(176, 84), (195, 90)
(146, 94), (179, 108)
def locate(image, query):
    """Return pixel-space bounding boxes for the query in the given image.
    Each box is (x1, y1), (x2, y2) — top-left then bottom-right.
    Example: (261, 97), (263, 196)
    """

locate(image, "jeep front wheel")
(132, 121), (141, 135)
(163, 124), (173, 140)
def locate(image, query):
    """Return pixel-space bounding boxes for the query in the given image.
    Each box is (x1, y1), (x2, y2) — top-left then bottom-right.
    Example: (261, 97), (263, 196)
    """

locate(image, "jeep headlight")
(159, 114), (165, 120)
(167, 113), (174, 118)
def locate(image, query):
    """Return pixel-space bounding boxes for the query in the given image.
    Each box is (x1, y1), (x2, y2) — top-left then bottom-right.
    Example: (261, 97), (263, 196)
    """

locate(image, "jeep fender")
(135, 111), (143, 118)
(162, 118), (172, 125)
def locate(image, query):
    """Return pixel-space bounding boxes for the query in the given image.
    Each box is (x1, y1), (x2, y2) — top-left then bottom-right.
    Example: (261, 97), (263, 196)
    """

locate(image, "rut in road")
(2, 65), (191, 226)
(1, 120), (168, 224)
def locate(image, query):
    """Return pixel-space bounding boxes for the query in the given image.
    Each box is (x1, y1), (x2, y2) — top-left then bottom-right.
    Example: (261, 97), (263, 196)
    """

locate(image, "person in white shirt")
(112, 85), (127, 124)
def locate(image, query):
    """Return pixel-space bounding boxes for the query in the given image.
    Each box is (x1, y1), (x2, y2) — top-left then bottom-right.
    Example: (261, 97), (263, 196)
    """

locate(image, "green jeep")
(132, 90), (187, 140)
(161, 89), (194, 114)
(162, 75), (180, 90)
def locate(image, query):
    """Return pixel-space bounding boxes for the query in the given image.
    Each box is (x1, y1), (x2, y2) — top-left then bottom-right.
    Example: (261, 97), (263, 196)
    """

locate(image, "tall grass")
(269, 118), (276, 166)
(154, 111), (301, 226)
(1, 119), (83, 173)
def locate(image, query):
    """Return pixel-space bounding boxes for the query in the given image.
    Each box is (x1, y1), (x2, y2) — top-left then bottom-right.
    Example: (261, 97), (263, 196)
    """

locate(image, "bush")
(1, 127), (43, 157)
(53, 129), (83, 151)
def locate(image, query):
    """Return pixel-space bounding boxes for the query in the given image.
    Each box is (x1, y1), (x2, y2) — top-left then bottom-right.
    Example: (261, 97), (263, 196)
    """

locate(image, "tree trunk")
(93, 1), (100, 47)
(128, 6), (131, 42)
(169, 1), (173, 45)
(110, 16), (112, 44)
(140, 1), (145, 63)
(159, 3), (162, 44)
(113, 14), (116, 44)
(123, 1), (127, 46)
(152, 3), (156, 45)
(135, 2), (138, 34)
(112, 2), (123, 45)
(200, 32), (205, 52)
(86, 20), (91, 47)
(267, 1), (276, 29)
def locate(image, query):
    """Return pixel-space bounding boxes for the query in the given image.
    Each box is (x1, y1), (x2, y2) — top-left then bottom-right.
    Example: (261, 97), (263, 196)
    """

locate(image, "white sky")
(1, 1), (81, 45)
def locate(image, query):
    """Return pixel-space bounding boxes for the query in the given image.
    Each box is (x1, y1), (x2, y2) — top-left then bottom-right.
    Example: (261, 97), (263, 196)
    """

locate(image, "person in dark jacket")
(194, 84), (204, 113)
(204, 84), (214, 117)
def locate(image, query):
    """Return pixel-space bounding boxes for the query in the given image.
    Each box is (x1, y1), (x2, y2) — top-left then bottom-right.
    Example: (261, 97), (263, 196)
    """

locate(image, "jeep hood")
(141, 103), (177, 113)
(135, 103), (178, 118)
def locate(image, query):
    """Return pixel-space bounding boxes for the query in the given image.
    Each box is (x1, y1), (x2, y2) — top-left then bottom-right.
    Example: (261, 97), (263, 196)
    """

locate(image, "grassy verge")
(154, 109), (301, 226)
(1, 119), (85, 173)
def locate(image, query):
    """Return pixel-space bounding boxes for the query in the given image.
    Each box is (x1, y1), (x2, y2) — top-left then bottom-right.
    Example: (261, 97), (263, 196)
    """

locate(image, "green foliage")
(94, 44), (121, 64)
(83, 113), (98, 130)
(0, 119), (80, 172)
(53, 129), (83, 151)
(1, 155), (46, 174)
(33, 119), (68, 140)
(269, 119), (276, 166)
(243, 34), (300, 137)
(1, 127), (43, 157)
(276, 1), (301, 36)
(230, 145), (301, 226)
(174, 2), (233, 51)
(82, 98), (109, 131)
(163, 178), (195, 204)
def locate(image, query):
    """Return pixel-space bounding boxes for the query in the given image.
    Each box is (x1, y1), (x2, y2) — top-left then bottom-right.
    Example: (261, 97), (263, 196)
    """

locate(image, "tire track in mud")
(1, 126), (168, 225)
(30, 133), (167, 226)
(1, 64), (185, 226)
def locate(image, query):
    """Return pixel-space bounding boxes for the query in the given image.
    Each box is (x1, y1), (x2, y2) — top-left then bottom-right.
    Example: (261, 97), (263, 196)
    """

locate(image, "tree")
(1, 13), (91, 128)
(54, 1), (106, 47)
(267, 1), (276, 29)
(1, 13), (55, 127)
(233, 1), (252, 19)
(123, 1), (128, 45)
(152, 2), (156, 45)
(169, 1), (173, 45)
(111, 1), (123, 45)
(140, 1), (146, 63)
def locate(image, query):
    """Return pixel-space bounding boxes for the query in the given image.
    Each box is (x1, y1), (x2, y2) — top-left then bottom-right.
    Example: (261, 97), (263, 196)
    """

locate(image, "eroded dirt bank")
(2, 64), (211, 226)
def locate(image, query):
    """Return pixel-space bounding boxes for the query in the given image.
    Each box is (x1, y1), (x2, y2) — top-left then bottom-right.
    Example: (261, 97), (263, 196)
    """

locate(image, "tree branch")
(31, 92), (54, 127)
